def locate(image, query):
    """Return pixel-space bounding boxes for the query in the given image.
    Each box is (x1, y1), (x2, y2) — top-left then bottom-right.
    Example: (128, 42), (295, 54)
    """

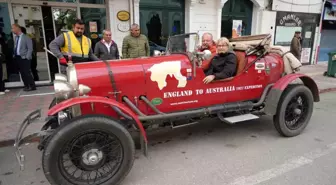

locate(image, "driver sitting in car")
(203, 37), (237, 84)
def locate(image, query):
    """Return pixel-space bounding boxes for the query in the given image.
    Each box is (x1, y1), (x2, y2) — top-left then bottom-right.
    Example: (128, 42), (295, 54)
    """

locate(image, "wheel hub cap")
(82, 149), (103, 166)
(294, 108), (302, 115)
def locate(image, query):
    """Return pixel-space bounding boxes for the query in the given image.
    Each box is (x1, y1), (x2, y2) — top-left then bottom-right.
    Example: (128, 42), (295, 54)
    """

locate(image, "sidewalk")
(0, 63), (335, 147)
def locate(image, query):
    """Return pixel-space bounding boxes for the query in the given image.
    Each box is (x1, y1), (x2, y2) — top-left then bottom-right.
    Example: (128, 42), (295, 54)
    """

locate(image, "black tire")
(42, 114), (135, 185)
(273, 84), (314, 137)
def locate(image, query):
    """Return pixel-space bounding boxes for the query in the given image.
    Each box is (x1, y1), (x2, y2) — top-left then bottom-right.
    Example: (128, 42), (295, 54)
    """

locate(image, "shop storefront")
(318, 0), (336, 62)
(274, 11), (320, 64)
(221, 0), (253, 39)
(1, 0), (108, 88)
(139, 0), (185, 49)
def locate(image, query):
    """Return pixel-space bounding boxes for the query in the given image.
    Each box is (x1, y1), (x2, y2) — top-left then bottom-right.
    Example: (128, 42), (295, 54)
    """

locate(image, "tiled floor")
(0, 86), (54, 143)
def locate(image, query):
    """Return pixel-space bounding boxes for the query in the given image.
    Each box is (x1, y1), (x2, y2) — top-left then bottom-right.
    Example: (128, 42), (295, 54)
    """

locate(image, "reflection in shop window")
(80, 7), (107, 50)
(0, 3), (20, 83)
(52, 8), (77, 36)
(79, 0), (105, 3)
(275, 26), (302, 46)
(33, 0), (76, 2)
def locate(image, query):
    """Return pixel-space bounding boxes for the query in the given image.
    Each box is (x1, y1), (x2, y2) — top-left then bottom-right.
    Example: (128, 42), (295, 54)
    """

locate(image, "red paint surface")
(47, 96), (147, 142)
(272, 73), (307, 91)
(72, 52), (284, 116)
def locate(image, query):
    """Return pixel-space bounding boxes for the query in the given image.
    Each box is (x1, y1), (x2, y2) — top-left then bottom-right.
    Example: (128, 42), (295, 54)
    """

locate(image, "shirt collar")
(102, 39), (113, 44)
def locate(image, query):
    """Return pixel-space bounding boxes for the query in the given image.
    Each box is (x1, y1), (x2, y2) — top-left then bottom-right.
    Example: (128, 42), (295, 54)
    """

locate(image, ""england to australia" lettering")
(163, 85), (261, 98)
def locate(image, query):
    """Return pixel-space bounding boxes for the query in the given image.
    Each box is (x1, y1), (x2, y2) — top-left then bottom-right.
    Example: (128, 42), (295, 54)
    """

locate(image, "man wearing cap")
(290, 31), (302, 60)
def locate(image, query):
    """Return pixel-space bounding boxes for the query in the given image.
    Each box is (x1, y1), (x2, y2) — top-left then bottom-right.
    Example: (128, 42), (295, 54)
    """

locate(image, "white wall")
(272, 0), (323, 13)
(108, 0), (131, 56)
(188, 0), (219, 41)
(259, 10), (277, 44)
(186, 0), (267, 42)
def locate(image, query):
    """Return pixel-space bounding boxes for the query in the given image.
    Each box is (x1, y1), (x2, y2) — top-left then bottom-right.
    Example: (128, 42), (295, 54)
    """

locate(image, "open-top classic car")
(14, 33), (319, 185)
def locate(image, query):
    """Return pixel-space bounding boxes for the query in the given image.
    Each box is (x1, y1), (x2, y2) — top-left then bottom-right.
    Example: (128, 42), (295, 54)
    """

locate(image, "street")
(1, 91), (336, 185)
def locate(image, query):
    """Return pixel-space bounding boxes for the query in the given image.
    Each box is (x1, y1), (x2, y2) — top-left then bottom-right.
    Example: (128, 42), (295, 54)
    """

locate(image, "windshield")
(165, 33), (199, 54)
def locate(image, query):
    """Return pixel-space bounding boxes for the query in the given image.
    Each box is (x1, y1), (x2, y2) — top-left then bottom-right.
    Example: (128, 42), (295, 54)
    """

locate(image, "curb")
(1, 87), (336, 149)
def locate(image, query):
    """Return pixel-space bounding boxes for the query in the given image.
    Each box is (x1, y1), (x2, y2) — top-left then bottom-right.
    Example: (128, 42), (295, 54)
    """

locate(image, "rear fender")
(264, 73), (320, 116)
(47, 96), (147, 142)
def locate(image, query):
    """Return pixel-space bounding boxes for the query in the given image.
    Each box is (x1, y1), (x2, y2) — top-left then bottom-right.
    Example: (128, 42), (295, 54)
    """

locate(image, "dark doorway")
(42, 6), (58, 82)
(221, 0), (253, 39)
(140, 0), (185, 53)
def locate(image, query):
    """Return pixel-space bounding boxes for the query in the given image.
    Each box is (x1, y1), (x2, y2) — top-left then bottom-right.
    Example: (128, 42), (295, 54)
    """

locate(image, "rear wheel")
(42, 114), (135, 185)
(273, 85), (314, 137)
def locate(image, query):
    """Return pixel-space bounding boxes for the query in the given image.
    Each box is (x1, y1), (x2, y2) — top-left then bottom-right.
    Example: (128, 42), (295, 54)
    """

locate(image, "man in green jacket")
(122, 23), (150, 58)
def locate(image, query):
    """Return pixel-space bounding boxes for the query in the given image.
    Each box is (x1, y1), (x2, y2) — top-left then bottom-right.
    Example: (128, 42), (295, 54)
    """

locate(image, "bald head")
(201, 32), (214, 49)
(130, 23), (140, 37)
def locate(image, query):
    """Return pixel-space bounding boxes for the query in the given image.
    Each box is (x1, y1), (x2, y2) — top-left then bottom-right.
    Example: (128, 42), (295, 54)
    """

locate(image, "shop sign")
(117, 10), (130, 21)
(278, 13), (302, 26)
(300, 48), (311, 64)
(232, 20), (242, 38)
(89, 21), (97, 32)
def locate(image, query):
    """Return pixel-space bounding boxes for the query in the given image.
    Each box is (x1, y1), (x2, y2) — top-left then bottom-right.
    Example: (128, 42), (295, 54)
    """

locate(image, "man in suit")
(11, 24), (36, 91)
(94, 29), (120, 60)
(21, 27), (39, 81)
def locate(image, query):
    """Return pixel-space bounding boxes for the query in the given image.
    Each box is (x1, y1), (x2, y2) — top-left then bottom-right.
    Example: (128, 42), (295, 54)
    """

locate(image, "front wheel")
(273, 85), (314, 137)
(42, 114), (135, 185)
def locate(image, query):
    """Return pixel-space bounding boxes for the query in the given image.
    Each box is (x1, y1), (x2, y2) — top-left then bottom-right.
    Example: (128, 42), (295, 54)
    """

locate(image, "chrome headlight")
(54, 80), (75, 100)
(54, 73), (67, 82)
(66, 64), (78, 89)
(78, 84), (91, 96)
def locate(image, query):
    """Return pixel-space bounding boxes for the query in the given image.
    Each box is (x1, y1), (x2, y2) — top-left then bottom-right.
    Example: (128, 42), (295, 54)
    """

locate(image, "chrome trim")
(53, 80), (75, 100)
(66, 64), (78, 90)
(66, 64), (81, 117)
(54, 73), (67, 82)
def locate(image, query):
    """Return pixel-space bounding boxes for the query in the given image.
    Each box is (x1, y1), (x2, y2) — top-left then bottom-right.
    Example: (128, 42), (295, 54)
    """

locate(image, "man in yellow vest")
(49, 19), (99, 65)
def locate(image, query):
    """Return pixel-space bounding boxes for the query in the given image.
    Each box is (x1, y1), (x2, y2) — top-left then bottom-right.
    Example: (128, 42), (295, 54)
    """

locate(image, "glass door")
(12, 4), (51, 84)
(51, 7), (77, 74)
(0, 2), (21, 87)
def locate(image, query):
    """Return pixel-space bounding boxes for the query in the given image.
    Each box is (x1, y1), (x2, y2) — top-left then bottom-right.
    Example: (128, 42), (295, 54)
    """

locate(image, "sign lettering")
(163, 85), (263, 99)
(279, 14), (302, 26)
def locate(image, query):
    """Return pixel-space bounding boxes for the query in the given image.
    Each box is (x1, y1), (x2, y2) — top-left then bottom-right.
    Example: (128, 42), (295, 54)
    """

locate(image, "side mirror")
(203, 50), (212, 60)
(153, 50), (161, 56)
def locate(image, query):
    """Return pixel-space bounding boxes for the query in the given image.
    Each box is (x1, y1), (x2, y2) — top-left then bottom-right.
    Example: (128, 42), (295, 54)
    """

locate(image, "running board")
(218, 113), (259, 124)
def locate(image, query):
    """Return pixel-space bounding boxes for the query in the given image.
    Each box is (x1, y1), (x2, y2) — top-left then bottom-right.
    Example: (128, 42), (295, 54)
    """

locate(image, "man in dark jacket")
(94, 29), (120, 60)
(203, 37), (237, 84)
(290, 31), (302, 60)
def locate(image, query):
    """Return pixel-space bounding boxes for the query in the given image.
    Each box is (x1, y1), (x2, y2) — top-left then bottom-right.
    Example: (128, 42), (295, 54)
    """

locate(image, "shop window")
(0, 3), (21, 83)
(33, 0), (76, 2)
(274, 26), (302, 46)
(80, 7), (107, 49)
(79, 0), (105, 4)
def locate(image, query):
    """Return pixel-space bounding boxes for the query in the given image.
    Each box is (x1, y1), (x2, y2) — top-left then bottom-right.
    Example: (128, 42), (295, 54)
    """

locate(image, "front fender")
(264, 73), (320, 116)
(47, 96), (147, 142)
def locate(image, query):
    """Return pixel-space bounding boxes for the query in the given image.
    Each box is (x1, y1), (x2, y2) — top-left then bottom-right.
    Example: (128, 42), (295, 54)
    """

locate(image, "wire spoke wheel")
(42, 115), (135, 185)
(59, 131), (123, 184)
(273, 85), (314, 137)
(284, 94), (309, 130)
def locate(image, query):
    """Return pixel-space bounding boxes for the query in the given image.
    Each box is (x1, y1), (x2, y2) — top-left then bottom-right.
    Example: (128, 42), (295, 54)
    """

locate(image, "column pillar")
(134, 0), (140, 25)
(217, 0), (227, 39)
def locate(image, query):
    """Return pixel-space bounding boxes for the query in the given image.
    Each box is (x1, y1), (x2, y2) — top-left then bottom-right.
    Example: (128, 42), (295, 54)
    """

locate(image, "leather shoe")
(23, 87), (36, 91)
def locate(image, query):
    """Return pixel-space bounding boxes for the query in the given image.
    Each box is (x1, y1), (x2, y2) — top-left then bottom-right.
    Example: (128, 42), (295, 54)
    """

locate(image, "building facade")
(318, 0), (336, 62)
(0, 0), (325, 89)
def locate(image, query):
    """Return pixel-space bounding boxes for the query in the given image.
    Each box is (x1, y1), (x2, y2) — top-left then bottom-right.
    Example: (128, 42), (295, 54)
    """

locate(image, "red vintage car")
(14, 33), (319, 185)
